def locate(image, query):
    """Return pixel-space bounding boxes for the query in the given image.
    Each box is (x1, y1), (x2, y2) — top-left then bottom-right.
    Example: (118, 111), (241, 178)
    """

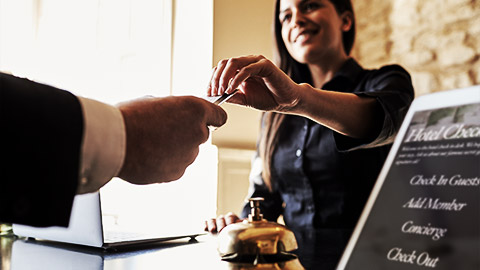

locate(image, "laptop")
(10, 233), (198, 270)
(12, 191), (204, 249)
(336, 86), (480, 269)
(12, 144), (219, 249)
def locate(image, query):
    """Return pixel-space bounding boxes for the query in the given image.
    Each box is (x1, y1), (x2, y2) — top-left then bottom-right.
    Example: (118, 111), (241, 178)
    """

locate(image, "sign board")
(338, 87), (480, 270)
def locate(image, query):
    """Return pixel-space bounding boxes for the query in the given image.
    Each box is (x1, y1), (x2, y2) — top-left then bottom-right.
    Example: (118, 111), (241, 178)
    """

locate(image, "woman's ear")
(340, 11), (353, 32)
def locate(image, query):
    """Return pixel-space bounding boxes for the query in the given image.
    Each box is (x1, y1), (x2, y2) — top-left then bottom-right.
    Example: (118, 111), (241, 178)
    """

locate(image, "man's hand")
(116, 95), (227, 184)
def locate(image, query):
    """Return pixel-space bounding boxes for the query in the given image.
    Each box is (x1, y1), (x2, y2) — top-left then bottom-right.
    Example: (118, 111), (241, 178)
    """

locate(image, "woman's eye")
(304, 2), (320, 12)
(280, 14), (291, 24)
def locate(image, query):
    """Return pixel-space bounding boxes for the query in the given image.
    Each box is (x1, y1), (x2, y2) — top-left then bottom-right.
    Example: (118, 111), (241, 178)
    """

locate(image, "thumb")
(204, 102), (228, 128)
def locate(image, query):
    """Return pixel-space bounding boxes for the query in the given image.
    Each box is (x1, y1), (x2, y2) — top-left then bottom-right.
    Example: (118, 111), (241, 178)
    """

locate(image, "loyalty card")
(203, 89), (238, 105)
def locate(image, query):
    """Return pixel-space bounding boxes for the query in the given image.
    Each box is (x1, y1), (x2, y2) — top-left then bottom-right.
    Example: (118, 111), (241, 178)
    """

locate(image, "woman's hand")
(204, 212), (243, 234)
(207, 55), (303, 112)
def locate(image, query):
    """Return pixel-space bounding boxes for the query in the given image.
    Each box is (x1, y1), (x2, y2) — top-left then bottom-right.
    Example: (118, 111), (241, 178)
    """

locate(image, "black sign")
(343, 103), (480, 270)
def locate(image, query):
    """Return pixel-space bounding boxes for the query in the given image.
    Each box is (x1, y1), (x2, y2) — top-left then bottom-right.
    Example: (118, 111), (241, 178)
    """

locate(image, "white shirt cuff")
(76, 96), (126, 194)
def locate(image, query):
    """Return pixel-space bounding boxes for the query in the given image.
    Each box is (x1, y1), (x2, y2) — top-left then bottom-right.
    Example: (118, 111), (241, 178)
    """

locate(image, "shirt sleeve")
(334, 65), (415, 151)
(76, 97), (126, 194)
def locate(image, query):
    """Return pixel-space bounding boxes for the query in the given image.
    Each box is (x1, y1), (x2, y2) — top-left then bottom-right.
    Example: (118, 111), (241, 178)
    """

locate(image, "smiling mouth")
(294, 29), (317, 43)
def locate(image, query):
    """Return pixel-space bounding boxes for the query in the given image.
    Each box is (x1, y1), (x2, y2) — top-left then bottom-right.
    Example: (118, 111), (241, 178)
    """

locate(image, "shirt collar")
(322, 58), (364, 92)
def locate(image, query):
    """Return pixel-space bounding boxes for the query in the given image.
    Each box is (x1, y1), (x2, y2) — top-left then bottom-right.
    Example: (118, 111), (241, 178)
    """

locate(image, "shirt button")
(295, 149), (302, 157)
(81, 177), (88, 185)
(306, 205), (315, 213)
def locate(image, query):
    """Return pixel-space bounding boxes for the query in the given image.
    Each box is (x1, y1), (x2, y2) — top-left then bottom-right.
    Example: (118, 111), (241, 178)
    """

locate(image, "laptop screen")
(13, 143), (218, 248)
(337, 86), (480, 270)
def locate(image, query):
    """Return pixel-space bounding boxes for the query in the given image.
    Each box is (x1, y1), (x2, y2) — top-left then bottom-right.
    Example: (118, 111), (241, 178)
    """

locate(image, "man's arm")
(0, 72), (227, 228)
(0, 73), (83, 227)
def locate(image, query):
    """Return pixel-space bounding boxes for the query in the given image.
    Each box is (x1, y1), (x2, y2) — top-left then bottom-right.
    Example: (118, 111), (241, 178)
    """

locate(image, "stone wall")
(352, 0), (480, 96)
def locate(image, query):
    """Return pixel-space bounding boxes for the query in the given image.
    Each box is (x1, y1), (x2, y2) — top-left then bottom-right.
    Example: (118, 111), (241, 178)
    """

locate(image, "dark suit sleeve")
(0, 73), (83, 227)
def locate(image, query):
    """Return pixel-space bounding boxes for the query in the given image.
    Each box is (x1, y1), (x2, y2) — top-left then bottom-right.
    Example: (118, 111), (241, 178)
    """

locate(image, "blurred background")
(0, 0), (478, 225)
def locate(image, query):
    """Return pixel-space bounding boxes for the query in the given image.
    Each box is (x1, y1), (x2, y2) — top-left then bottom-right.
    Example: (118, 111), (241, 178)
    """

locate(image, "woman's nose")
(291, 11), (307, 27)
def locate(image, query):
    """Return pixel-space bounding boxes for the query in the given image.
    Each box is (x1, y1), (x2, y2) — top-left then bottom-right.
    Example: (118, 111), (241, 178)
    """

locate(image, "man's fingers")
(204, 102), (228, 128)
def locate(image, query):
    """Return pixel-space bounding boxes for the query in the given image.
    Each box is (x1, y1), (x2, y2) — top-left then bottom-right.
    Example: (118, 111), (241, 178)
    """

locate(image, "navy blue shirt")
(241, 59), (414, 230)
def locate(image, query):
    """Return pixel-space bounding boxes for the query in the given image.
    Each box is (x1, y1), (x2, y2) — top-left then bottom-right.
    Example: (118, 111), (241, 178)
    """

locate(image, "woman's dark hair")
(259, 0), (356, 191)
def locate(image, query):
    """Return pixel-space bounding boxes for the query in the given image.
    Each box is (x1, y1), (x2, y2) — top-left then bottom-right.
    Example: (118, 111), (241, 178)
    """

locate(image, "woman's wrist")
(284, 83), (317, 116)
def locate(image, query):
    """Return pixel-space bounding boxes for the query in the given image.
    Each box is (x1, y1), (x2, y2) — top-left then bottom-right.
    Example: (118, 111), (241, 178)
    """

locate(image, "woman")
(206, 0), (413, 239)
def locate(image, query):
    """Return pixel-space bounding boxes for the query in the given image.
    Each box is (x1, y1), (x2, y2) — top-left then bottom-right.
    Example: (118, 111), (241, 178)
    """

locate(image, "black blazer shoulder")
(0, 73), (84, 227)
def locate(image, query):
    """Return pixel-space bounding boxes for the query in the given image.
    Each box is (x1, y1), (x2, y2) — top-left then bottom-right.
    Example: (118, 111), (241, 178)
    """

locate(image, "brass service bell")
(218, 198), (298, 265)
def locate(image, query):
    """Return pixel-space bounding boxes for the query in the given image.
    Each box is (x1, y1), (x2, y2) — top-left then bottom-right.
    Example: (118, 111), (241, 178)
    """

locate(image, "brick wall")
(352, 0), (480, 96)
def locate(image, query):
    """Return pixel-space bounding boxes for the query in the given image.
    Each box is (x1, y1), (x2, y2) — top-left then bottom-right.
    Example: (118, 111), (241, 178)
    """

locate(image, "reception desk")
(0, 228), (349, 270)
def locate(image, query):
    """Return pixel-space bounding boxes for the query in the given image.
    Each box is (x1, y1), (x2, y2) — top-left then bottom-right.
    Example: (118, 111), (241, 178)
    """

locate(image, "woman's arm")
(291, 84), (384, 139)
(208, 55), (385, 140)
